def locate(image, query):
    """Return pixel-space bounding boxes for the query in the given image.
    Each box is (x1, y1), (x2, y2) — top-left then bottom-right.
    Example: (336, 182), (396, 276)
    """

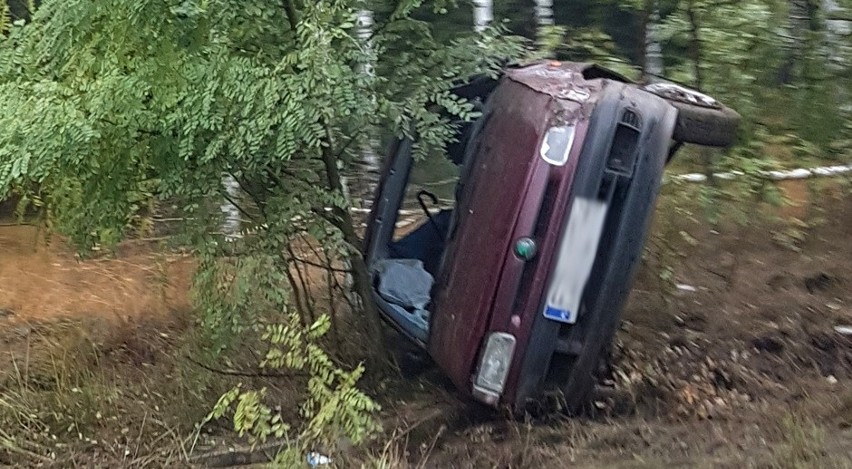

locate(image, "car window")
(392, 151), (460, 241)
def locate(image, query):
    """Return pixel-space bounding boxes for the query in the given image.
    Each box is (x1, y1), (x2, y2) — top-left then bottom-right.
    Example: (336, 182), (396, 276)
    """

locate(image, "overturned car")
(363, 61), (740, 413)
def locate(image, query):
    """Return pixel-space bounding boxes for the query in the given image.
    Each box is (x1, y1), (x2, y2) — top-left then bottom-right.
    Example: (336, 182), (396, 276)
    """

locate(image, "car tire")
(641, 83), (741, 148)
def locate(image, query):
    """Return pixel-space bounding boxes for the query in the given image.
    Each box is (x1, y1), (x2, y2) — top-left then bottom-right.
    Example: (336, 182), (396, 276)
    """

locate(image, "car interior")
(366, 76), (498, 342)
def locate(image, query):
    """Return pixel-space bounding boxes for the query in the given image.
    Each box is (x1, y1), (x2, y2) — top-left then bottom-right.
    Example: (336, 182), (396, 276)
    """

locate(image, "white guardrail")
(666, 164), (851, 184)
(208, 163), (851, 235)
(350, 164), (851, 216)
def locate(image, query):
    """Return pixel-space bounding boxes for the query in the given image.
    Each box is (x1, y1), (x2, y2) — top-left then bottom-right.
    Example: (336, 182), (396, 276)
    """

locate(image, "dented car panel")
(427, 75), (573, 391)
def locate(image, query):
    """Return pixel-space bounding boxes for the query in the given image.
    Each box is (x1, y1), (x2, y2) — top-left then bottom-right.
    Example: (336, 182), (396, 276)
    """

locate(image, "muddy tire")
(669, 101), (741, 147)
(642, 83), (741, 148)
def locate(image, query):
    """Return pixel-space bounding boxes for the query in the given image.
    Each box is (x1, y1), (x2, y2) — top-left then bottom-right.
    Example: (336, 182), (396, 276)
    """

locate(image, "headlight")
(539, 125), (576, 166)
(472, 332), (516, 404)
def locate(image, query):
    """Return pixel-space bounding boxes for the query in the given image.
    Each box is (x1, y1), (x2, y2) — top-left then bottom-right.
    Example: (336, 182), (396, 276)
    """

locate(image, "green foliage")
(0, 1), (9, 34)
(0, 0), (523, 450)
(202, 314), (381, 448)
(2, 0), (844, 453)
(533, 24), (565, 57)
(649, 0), (850, 230)
(658, 0), (850, 157)
(658, 0), (781, 126)
(554, 27), (640, 80)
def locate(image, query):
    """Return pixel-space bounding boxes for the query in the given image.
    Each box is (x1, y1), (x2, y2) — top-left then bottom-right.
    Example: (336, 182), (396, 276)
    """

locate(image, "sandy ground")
(0, 224), (193, 323)
(0, 182), (849, 468)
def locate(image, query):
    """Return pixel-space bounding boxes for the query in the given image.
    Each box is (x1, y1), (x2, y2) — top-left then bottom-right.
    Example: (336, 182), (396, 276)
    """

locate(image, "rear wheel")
(642, 82), (741, 148)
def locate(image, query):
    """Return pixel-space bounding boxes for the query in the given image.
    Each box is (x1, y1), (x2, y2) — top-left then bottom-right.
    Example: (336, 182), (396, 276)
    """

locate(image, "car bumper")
(471, 80), (677, 411)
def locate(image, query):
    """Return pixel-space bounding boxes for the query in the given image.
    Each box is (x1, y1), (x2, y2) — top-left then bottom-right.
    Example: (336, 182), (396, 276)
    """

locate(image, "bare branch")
(187, 356), (307, 379)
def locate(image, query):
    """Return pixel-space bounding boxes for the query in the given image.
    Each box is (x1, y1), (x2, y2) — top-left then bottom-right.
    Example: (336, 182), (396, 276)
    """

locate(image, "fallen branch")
(290, 255), (352, 273)
(189, 439), (287, 467)
(0, 431), (52, 464)
(186, 357), (307, 379)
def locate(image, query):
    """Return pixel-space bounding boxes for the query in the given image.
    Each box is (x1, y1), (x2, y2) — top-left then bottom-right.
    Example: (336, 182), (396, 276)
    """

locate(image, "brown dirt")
(370, 185), (852, 468)
(0, 183), (850, 468)
(776, 179), (811, 219)
(0, 224), (193, 323)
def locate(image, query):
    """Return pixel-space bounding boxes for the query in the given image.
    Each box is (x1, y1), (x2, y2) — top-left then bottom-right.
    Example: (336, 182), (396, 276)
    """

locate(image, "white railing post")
(473, 0), (493, 33)
(220, 174), (242, 241)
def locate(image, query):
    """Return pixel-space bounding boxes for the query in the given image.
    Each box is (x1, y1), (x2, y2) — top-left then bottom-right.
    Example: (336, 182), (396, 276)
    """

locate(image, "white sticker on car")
(542, 196), (608, 324)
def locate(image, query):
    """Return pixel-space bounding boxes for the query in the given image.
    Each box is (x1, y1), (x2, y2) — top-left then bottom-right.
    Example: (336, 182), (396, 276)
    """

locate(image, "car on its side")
(363, 60), (740, 413)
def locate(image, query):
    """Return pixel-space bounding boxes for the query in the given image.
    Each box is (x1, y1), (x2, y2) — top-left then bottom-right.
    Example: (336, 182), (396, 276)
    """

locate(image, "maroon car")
(364, 61), (739, 413)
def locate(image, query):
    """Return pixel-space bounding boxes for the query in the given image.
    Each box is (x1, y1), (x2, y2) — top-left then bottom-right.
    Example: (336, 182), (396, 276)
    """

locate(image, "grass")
(771, 414), (829, 469)
(1, 181), (850, 467)
(0, 317), (221, 467)
(0, 313), (339, 467)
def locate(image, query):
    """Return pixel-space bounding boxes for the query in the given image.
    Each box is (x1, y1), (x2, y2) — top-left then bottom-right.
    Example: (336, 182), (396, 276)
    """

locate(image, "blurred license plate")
(543, 197), (608, 324)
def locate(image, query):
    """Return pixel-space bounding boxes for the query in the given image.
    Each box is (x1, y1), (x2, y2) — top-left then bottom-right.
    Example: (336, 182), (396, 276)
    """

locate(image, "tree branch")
(826, 13), (852, 22)
(318, 124), (387, 363)
(227, 171), (269, 221)
(187, 356), (307, 379)
(290, 255), (352, 273)
(220, 190), (256, 223)
(282, 0), (299, 34)
(276, 253), (311, 327)
(286, 243), (316, 324)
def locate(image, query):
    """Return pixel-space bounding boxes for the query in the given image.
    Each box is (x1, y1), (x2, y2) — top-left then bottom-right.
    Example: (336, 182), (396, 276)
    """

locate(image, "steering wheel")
(416, 190), (443, 238)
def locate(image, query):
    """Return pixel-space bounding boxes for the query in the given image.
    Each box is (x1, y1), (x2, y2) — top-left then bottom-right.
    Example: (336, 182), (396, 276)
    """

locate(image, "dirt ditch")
(0, 186), (850, 467)
(374, 188), (852, 468)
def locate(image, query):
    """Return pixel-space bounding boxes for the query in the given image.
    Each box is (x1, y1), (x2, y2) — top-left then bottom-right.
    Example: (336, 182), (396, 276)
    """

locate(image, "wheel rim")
(643, 82), (721, 109)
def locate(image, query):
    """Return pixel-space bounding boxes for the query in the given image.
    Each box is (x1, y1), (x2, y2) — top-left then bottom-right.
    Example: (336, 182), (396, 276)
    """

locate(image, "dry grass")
(350, 187), (852, 469)
(1, 183), (851, 467)
(770, 413), (829, 469)
(0, 315), (227, 467)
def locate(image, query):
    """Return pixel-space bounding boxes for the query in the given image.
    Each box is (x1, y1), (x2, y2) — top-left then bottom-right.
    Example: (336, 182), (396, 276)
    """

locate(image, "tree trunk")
(820, 0), (850, 112)
(642, 0), (664, 81)
(347, 9), (381, 211)
(339, 8), (383, 332)
(473, 0), (493, 33)
(321, 131), (386, 363)
(778, 0), (813, 84)
(281, 0), (386, 363)
(685, 0), (703, 89)
(534, 0), (554, 31)
(685, 1), (717, 199)
(220, 175), (242, 241)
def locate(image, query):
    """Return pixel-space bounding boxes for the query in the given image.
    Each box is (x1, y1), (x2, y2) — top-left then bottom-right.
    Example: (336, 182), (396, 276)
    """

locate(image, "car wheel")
(642, 82), (741, 148)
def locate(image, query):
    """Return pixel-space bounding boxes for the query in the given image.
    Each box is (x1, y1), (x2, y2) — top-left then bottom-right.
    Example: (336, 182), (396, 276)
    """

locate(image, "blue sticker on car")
(543, 305), (576, 324)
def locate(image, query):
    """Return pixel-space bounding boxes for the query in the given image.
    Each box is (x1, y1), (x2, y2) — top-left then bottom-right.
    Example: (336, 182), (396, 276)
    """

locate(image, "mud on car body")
(363, 60), (740, 414)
